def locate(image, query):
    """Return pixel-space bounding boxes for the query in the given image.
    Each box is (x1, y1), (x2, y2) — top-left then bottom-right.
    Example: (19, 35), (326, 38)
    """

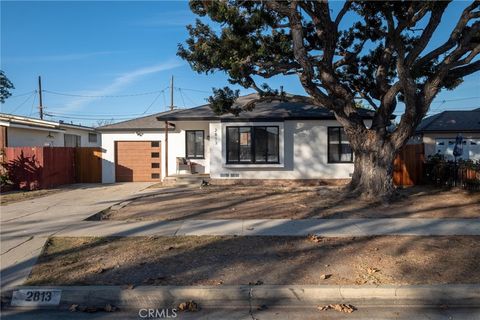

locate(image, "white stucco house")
(414, 109), (480, 161)
(0, 113), (100, 148)
(98, 94), (375, 184)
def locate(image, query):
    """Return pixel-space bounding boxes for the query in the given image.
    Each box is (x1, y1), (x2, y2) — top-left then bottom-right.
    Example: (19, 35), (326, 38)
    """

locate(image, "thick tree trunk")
(348, 135), (397, 201)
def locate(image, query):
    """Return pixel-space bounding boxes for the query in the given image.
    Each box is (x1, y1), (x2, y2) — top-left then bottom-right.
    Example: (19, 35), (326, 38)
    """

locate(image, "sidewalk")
(56, 218), (480, 237)
(1, 183), (156, 290)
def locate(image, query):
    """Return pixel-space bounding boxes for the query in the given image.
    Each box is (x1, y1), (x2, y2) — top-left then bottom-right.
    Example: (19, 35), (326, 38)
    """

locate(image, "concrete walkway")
(1, 183), (155, 290)
(56, 218), (480, 237)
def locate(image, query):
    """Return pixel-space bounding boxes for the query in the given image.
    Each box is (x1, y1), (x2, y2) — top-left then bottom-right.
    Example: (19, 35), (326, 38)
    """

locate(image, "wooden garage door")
(115, 141), (161, 182)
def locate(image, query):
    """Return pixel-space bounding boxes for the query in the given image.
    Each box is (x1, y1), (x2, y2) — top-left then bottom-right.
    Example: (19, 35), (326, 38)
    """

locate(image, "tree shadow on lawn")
(25, 232), (480, 287)
(14, 213), (479, 315)
(100, 185), (480, 221)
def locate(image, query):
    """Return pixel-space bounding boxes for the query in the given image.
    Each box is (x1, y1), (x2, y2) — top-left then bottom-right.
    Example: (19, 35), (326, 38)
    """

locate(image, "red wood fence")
(1, 147), (102, 190)
(393, 144), (425, 186)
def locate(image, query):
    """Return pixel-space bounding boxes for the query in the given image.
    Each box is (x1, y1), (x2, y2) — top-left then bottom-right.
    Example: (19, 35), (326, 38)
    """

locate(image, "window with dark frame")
(88, 133), (97, 143)
(328, 127), (353, 163)
(226, 126), (279, 164)
(185, 130), (204, 159)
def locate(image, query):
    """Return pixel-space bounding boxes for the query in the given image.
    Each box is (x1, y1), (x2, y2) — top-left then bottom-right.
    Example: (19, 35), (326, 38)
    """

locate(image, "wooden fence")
(1, 146), (102, 190)
(393, 144), (425, 186)
(75, 147), (102, 183)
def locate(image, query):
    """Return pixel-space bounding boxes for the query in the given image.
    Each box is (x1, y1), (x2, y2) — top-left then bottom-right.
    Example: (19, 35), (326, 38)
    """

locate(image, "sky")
(1, 1), (479, 127)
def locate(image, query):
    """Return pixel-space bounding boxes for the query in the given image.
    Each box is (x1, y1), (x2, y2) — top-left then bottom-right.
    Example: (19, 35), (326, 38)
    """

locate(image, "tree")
(0, 70), (14, 104)
(178, 0), (480, 200)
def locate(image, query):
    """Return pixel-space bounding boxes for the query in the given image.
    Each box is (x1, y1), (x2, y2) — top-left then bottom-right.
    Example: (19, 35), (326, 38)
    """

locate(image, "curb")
(3, 285), (480, 309)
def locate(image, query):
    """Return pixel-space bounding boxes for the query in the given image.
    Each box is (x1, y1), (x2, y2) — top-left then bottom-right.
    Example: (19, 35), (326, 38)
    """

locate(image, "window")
(151, 141), (160, 147)
(185, 130), (204, 159)
(151, 163), (160, 168)
(88, 133), (98, 143)
(328, 127), (353, 163)
(151, 152), (159, 158)
(226, 126), (279, 164)
(64, 134), (81, 147)
(151, 173), (160, 179)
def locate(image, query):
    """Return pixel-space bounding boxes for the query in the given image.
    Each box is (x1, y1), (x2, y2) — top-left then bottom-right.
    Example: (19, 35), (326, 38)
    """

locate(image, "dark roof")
(97, 111), (172, 131)
(416, 109), (480, 133)
(98, 94), (376, 130)
(157, 93), (375, 121)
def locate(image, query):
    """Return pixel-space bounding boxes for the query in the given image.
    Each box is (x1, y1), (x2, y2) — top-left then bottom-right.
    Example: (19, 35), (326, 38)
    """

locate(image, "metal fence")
(424, 157), (480, 191)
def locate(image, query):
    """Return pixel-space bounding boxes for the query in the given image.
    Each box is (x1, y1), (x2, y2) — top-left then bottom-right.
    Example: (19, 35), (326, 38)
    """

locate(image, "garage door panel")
(115, 141), (161, 182)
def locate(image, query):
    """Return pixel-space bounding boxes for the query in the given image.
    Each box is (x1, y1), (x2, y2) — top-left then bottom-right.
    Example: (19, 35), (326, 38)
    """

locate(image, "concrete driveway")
(1, 183), (155, 290)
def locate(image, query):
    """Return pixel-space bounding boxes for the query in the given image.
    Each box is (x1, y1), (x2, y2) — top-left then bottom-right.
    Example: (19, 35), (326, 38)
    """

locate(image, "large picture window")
(328, 127), (353, 163)
(226, 126), (279, 164)
(185, 130), (204, 159)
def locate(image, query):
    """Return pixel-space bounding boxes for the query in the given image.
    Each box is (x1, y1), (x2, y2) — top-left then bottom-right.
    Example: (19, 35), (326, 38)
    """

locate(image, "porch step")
(163, 174), (210, 187)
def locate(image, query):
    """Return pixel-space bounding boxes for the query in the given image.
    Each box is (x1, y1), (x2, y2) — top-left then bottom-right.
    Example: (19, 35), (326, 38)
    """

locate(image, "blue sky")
(1, 1), (479, 127)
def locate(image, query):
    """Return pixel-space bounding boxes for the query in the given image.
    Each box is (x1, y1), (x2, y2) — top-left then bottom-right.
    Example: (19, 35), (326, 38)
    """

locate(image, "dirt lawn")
(95, 185), (480, 220)
(0, 189), (64, 205)
(27, 236), (480, 286)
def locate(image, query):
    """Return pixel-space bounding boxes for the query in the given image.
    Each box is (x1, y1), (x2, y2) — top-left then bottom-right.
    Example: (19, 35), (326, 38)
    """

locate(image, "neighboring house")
(0, 113), (100, 148)
(98, 94), (375, 183)
(414, 108), (480, 161)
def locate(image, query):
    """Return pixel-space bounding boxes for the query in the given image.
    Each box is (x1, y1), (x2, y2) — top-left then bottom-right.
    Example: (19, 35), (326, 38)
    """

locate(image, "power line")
(9, 92), (36, 114)
(8, 91), (36, 99)
(177, 88), (186, 108)
(176, 87), (212, 94)
(45, 110), (147, 117)
(181, 89), (200, 107)
(43, 89), (168, 98)
(44, 113), (137, 121)
(29, 93), (37, 117)
(142, 91), (163, 114)
(431, 96), (480, 103)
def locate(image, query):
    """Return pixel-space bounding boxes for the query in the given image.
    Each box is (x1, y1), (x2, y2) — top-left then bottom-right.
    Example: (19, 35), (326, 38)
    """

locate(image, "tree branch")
(405, 2), (449, 66)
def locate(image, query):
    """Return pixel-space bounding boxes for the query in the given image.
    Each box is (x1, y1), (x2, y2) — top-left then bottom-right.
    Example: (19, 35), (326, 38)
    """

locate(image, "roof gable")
(417, 110), (480, 132)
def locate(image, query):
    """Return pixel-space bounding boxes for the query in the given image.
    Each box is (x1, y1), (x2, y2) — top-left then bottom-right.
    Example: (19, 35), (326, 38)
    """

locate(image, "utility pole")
(38, 76), (43, 119)
(170, 75), (174, 111)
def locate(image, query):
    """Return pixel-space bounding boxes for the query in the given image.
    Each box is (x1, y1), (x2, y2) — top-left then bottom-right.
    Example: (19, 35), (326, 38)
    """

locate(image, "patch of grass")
(26, 235), (480, 286)
(0, 189), (63, 205)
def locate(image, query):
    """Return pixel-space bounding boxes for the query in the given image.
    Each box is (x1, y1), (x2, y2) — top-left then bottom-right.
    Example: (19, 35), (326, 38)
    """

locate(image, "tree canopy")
(178, 0), (480, 199)
(0, 70), (14, 104)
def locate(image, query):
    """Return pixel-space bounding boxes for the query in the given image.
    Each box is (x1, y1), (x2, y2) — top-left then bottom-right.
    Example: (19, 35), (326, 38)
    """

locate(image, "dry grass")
(26, 236), (480, 286)
(97, 185), (480, 221)
(0, 189), (63, 205)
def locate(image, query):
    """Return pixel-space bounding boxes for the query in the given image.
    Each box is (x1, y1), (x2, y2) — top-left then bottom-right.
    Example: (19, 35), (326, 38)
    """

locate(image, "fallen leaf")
(83, 306), (98, 313)
(317, 304), (356, 313)
(257, 304), (268, 311)
(307, 234), (322, 243)
(104, 304), (117, 312)
(92, 266), (111, 274)
(320, 274), (332, 280)
(177, 300), (200, 312)
(122, 284), (135, 290)
(367, 267), (380, 274)
(249, 280), (264, 286)
(69, 304), (78, 312)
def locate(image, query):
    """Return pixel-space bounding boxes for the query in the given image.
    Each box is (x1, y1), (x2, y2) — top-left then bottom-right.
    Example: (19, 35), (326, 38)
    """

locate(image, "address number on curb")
(11, 289), (61, 306)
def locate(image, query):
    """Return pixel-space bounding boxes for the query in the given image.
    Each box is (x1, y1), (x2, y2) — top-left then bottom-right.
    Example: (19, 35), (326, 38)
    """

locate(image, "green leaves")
(207, 87), (240, 115)
(0, 70), (14, 104)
